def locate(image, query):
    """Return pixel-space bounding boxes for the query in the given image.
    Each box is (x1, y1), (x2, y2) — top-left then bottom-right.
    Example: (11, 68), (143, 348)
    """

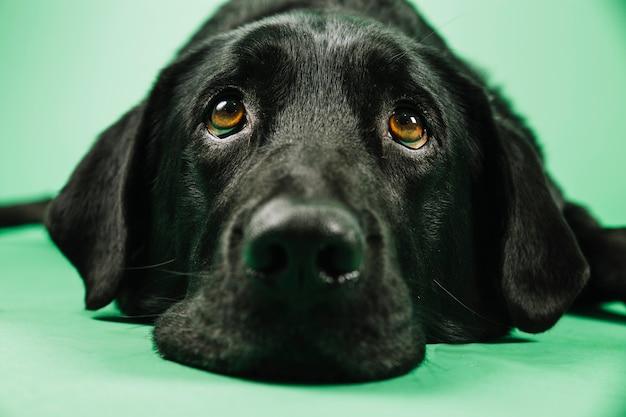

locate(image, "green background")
(1, 1), (625, 416)
(1, 0), (625, 224)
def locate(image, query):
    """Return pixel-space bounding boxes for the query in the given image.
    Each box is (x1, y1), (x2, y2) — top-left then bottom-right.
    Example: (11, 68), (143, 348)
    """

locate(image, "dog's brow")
(234, 22), (302, 62)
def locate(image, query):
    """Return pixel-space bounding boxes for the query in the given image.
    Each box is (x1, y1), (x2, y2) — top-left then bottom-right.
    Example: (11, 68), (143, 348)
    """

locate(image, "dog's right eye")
(388, 108), (428, 150)
(207, 97), (246, 138)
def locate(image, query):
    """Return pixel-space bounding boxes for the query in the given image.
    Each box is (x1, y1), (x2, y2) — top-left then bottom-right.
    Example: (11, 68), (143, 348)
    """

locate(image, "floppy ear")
(45, 104), (147, 310)
(496, 121), (590, 333)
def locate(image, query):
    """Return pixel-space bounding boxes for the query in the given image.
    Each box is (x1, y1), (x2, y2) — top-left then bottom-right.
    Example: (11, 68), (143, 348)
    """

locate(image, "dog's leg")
(0, 199), (51, 227)
(563, 202), (626, 304)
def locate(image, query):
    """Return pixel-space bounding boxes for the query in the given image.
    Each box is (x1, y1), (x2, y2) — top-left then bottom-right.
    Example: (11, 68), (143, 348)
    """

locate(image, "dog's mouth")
(153, 293), (424, 383)
(151, 197), (425, 382)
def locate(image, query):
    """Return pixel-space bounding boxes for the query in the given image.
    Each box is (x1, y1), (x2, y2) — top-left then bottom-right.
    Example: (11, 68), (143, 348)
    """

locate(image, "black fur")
(0, 199), (50, 227)
(42, 0), (625, 382)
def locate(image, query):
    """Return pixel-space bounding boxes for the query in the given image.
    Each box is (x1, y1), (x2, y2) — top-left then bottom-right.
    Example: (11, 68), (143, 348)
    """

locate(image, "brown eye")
(207, 97), (245, 137)
(389, 108), (428, 149)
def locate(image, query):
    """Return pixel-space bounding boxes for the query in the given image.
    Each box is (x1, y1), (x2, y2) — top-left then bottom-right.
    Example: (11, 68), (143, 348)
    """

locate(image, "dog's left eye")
(388, 108), (428, 150)
(207, 97), (246, 137)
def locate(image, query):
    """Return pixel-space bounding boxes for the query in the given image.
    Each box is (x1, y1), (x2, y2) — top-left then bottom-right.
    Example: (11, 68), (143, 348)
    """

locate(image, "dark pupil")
(397, 113), (418, 127)
(216, 100), (239, 116)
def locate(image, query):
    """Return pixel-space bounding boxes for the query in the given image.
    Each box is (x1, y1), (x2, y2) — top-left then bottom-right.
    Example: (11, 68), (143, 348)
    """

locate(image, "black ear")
(496, 121), (589, 333)
(45, 104), (146, 310)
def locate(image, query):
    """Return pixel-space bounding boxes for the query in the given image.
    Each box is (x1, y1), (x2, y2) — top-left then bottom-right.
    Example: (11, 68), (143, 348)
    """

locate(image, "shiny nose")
(242, 198), (364, 307)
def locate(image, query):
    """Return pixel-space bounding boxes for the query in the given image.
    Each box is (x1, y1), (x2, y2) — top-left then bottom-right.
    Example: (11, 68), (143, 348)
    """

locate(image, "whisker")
(155, 268), (202, 277)
(97, 313), (162, 325)
(432, 279), (507, 328)
(121, 314), (161, 320)
(419, 14), (468, 44)
(150, 296), (186, 303)
(124, 259), (177, 271)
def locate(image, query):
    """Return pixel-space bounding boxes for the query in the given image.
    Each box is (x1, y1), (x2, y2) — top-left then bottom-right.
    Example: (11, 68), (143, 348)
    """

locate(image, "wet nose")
(242, 198), (364, 308)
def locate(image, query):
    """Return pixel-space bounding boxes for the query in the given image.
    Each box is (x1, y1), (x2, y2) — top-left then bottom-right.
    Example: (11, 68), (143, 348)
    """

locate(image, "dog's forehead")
(228, 13), (418, 87)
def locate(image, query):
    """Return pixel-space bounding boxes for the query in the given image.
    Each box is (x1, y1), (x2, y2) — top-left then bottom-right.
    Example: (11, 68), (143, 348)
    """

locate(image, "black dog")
(29, 0), (626, 382)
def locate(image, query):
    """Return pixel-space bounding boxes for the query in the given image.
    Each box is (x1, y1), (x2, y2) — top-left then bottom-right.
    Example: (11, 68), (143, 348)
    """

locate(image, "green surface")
(2, 227), (625, 416)
(1, 1), (626, 416)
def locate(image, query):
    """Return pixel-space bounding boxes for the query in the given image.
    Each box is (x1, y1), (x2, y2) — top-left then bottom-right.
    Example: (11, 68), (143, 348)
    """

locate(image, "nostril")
(243, 240), (288, 276)
(316, 242), (362, 285)
(241, 198), (365, 304)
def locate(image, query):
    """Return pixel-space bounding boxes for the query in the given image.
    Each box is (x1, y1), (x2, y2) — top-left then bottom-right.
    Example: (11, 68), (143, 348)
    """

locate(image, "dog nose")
(242, 198), (364, 306)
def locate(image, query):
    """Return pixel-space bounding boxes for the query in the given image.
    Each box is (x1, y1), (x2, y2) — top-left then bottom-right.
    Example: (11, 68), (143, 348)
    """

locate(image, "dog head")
(46, 2), (589, 382)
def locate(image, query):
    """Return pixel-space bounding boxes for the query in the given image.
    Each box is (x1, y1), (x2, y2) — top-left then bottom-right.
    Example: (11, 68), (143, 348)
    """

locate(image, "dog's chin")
(152, 295), (425, 383)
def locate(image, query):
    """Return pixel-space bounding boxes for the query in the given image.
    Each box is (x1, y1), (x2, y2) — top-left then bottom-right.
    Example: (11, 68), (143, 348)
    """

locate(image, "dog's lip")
(155, 299), (425, 383)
